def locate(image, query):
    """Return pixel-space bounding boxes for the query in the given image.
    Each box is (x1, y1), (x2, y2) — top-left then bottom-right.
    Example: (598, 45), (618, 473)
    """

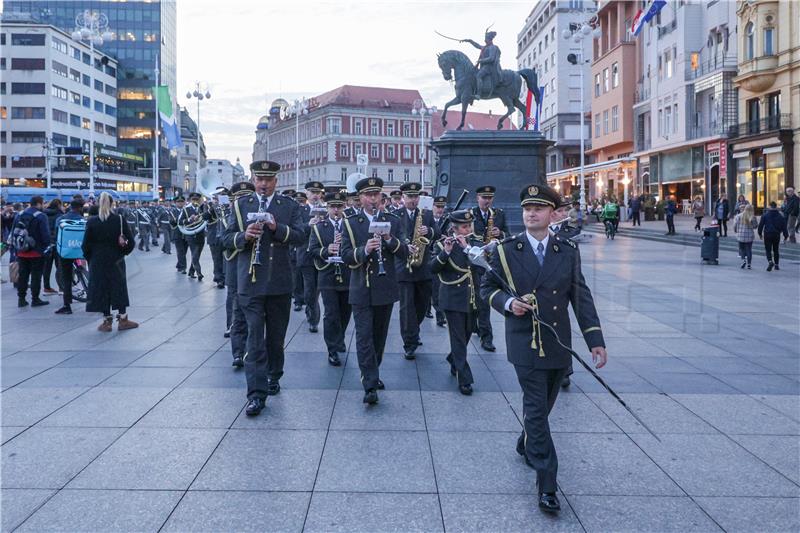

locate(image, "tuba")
(407, 208), (431, 270)
(178, 204), (207, 236)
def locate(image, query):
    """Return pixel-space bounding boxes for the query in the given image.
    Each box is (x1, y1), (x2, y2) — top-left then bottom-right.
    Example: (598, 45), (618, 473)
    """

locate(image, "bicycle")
(72, 258), (89, 302)
(603, 219), (617, 240)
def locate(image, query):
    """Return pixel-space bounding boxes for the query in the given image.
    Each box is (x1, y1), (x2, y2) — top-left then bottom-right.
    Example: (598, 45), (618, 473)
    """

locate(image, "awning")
(763, 146), (783, 154)
(547, 157), (637, 181)
(732, 151), (750, 159)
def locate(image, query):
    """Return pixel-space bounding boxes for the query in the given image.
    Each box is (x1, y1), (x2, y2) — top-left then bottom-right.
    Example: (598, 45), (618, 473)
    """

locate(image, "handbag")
(117, 215), (128, 248)
(8, 261), (19, 284)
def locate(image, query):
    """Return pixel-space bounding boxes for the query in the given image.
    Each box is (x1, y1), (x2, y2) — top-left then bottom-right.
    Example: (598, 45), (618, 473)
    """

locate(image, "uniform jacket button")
(553, 305), (557, 310)
(553, 290), (557, 294)
(552, 321), (558, 326)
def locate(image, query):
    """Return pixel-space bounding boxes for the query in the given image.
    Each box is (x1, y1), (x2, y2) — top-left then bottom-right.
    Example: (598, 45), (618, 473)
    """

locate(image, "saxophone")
(407, 209), (431, 270)
(484, 210), (497, 244)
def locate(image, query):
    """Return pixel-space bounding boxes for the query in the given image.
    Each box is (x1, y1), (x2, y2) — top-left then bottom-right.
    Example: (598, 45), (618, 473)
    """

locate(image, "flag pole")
(153, 54), (160, 200)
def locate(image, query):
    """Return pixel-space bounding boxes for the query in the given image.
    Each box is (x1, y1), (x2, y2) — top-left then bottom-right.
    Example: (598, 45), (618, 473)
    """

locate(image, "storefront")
(653, 146), (706, 208)
(731, 132), (793, 213)
(705, 140), (728, 210)
(546, 157), (637, 203)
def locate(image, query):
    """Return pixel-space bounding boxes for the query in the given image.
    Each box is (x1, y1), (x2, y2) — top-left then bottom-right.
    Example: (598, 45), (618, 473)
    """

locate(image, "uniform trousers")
(515, 365), (568, 494)
(431, 276), (445, 323)
(399, 280), (431, 351)
(444, 310), (474, 386)
(475, 271), (494, 342)
(301, 266), (320, 326)
(174, 233), (188, 271)
(226, 267), (247, 360)
(239, 293), (291, 399)
(291, 255), (304, 305)
(137, 226), (151, 250)
(187, 237), (204, 276)
(160, 224), (173, 253)
(321, 289), (351, 353)
(352, 303), (393, 391)
(209, 242), (225, 283)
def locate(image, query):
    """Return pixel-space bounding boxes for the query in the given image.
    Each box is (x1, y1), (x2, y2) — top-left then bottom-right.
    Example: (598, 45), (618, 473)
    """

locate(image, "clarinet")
(252, 201), (266, 266)
(332, 222), (343, 284)
(376, 231), (386, 276)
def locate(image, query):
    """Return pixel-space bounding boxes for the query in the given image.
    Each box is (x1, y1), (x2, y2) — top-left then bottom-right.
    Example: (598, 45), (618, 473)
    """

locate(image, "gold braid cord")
(522, 293), (545, 357)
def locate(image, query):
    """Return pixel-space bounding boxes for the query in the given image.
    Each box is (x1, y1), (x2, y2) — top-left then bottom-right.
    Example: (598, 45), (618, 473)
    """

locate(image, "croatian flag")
(525, 85), (546, 131)
(155, 85), (183, 150)
(632, 0), (666, 36)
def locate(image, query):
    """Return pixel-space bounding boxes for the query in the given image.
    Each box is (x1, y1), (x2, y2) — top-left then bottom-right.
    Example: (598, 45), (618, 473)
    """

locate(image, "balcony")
(689, 122), (730, 140)
(635, 84), (651, 104)
(686, 56), (737, 80)
(728, 114), (791, 139)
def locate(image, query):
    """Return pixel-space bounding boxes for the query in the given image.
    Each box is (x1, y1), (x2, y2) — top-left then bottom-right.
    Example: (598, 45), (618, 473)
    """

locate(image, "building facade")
(517, 0), (596, 176)
(3, 0), (179, 195)
(177, 106), (205, 194)
(730, 0), (798, 213)
(204, 158), (245, 191)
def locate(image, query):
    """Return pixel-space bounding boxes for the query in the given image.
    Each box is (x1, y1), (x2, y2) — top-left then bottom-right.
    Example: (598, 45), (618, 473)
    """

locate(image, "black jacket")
(758, 209), (788, 238)
(430, 236), (482, 312)
(783, 194), (799, 217)
(471, 206), (509, 243)
(308, 217), (351, 291)
(395, 207), (438, 282)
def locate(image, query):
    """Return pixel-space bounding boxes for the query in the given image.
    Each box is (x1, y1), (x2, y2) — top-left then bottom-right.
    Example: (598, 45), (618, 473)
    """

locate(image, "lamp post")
(563, 18), (601, 215)
(72, 10), (112, 195)
(287, 98), (309, 191)
(412, 99), (437, 187)
(186, 82), (211, 190)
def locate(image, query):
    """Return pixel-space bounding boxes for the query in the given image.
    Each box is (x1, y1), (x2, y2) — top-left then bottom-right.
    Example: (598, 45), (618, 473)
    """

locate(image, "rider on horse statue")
(461, 30), (502, 100)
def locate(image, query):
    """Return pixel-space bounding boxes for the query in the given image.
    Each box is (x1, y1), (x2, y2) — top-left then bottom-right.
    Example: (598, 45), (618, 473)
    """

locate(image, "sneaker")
(740, 261), (746, 269)
(18, 298), (29, 308)
(31, 298), (50, 307)
(767, 262), (774, 272)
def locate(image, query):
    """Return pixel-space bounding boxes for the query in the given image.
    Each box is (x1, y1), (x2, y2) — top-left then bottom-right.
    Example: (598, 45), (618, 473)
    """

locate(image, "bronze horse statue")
(437, 50), (540, 131)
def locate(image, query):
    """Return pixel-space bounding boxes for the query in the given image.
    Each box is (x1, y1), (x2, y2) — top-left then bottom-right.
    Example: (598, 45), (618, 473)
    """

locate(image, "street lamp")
(286, 99), (309, 191)
(186, 82), (211, 190)
(412, 99), (437, 187)
(72, 10), (112, 194)
(564, 18), (601, 215)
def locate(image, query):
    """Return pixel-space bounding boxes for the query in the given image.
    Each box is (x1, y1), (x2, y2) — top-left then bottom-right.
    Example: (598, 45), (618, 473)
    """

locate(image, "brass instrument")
(406, 209), (431, 270)
(484, 209), (497, 244)
(178, 205), (208, 236)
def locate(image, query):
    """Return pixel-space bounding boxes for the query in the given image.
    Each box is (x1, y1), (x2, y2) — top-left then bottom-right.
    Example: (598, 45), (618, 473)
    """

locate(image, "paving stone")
(672, 394), (799, 435)
(439, 493), (581, 532)
(508, 391), (622, 434)
(162, 491), (310, 533)
(231, 389), (336, 430)
(570, 369), (660, 393)
(678, 355), (777, 374)
(729, 434), (800, 484)
(0, 387), (89, 427)
(1, 426), (27, 444)
(1, 367), (49, 389)
(695, 497), (800, 533)
(630, 433), (800, 497)
(587, 393), (719, 435)
(99, 366), (193, 388)
(569, 496), (723, 532)
(16, 489), (182, 532)
(15, 367), (118, 388)
(750, 394), (800, 422)
(304, 492), (443, 533)
(2, 427), (124, 489)
(67, 427), (224, 490)
(138, 388), (245, 428)
(421, 391), (520, 432)
(130, 349), (214, 367)
(0, 489), (55, 532)
(713, 373), (800, 395)
(330, 390), (424, 431)
(635, 371), (741, 394)
(418, 364), (502, 392)
(315, 430), (435, 493)
(39, 387), (171, 428)
(192, 429), (325, 491)
(340, 367), (420, 391)
(55, 350), (147, 368)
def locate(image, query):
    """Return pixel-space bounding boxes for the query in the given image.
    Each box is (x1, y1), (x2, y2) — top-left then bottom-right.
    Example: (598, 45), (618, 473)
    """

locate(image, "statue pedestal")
(432, 130), (554, 233)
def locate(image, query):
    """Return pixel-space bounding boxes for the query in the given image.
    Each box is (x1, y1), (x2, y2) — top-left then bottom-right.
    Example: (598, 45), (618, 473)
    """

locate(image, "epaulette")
(346, 211), (361, 219)
(554, 234), (577, 249)
(383, 211), (399, 219)
(498, 234), (517, 246)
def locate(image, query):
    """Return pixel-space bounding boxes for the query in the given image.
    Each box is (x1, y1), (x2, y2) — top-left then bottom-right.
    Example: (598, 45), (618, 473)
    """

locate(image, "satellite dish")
(279, 106), (289, 120)
(346, 172), (366, 193)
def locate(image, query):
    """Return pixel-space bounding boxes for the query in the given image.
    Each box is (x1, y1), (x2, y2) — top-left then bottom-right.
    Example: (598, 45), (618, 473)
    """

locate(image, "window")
(370, 144), (379, 158)
(105, 125), (116, 137)
(69, 68), (80, 83)
(94, 79), (104, 92)
(611, 106), (619, 132)
(0, 132), (4, 143)
(82, 117), (91, 130)
(82, 52), (90, 65)
(11, 33), (45, 46)
(83, 96), (91, 109)
(0, 58), (4, 70)
(118, 88), (152, 100)
(603, 110), (609, 134)
(354, 120), (363, 135)
(12, 157), (45, 168)
(105, 65), (116, 77)
(403, 169), (410, 182)
(52, 108), (68, 123)
(12, 107), (45, 119)
(341, 167), (347, 180)
(117, 127), (153, 140)
(354, 143), (363, 155)
(0, 106), (5, 119)
(387, 122), (395, 136)
(764, 27), (774, 55)
(12, 83), (45, 95)
(403, 122), (411, 137)
(370, 120), (379, 136)
(105, 84), (116, 97)
(340, 143), (349, 157)
(388, 168), (394, 180)
(594, 114), (600, 137)
(387, 145), (396, 159)
(1, 83), (5, 95)
(594, 74), (600, 97)
(70, 91), (81, 105)
(95, 101), (104, 112)
(665, 50), (673, 78)
(403, 145), (411, 159)
(52, 133), (68, 146)
(611, 62), (619, 88)
(0, 34), (4, 45)
(551, 52), (555, 68)
(11, 131), (47, 143)
(11, 58), (45, 70)
(72, 47), (81, 61)
(82, 74), (91, 87)
(51, 37), (68, 54)
(603, 68), (609, 92)
(105, 104), (116, 117)
(327, 117), (341, 134)
(745, 22), (754, 60)
(664, 106), (672, 136)
(95, 121), (104, 133)
(371, 168), (378, 178)
(70, 114), (81, 127)
(52, 85), (68, 100)
(69, 137), (82, 147)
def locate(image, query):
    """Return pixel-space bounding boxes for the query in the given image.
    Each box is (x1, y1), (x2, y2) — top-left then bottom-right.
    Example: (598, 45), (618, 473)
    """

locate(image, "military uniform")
(480, 184), (604, 506)
(159, 203), (177, 254)
(395, 182), (439, 359)
(297, 184), (324, 331)
(173, 199), (188, 272)
(178, 193), (206, 279)
(204, 195), (226, 286)
(308, 192), (352, 366)
(282, 189), (304, 309)
(471, 185), (509, 350)
(340, 177), (408, 400)
(222, 161), (305, 402)
(430, 210), (482, 393)
(430, 196), (448, 327)
(135, 204), (152, 251)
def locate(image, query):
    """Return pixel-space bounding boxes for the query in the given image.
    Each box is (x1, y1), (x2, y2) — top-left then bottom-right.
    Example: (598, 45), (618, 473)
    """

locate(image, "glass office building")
(3, 0), (178, 196)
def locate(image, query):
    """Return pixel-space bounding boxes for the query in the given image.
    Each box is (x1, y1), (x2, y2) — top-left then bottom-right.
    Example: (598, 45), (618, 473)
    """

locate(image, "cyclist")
(600, 198), (620, 239)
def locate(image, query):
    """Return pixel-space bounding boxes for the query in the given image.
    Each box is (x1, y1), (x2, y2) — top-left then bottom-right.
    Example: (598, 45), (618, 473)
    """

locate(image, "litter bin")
(701, 226), (719, 264)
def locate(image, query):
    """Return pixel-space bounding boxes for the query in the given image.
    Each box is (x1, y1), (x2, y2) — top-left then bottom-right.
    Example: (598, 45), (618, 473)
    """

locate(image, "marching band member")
(173, 196), (188, 273)
(396, 182), (438, 360)
(388, 190), (403, 212)
(222, 160), (305, 416)
(159, 200), (177, 255)
(480, 183), (606, 514)
(471, 185), (509, 352)
(430, 208), (482, 395)
(205, 188), (228, 289)
(340, 177), (407, 404)
(178, 192), (207, 280)
(308, 191), (351, 367)
(430, 195), (448, 327)
(135, 200), (153, 252)
(297, 182), (325, 333)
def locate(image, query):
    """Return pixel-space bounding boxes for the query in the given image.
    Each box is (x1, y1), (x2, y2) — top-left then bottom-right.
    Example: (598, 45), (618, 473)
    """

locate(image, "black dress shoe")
(459, 384), (473, 395)
(328, 351), (341, 366)
(216, 281), (225, 289)
(403, 349), (416, 360)
(538, 493), (560, 513)
(188, 273), (196, 278)
(232, 356), (244, 368)
(197, 275), (204, 282)
(436, 319), (446, 327)
(31, 298), (49, 307)
(294, 304), (303, 312)
(363, 389), (378, 404)
(245, 397), (265, 416)
(516, 434), (525, 456)
(561, 376), (571, 388)
(223, 330), (231, 338)
(18, 299), (29, 308)
(54, 306), (72, 315)
(309, 325), (318, 333)
(376, 379), (385, 390)
(480, 340), (496, 352)
(425, 311), (434, 319)
(267, 380), (281, 395)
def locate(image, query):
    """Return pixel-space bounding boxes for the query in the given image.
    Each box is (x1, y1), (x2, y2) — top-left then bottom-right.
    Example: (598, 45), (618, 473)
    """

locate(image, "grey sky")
(176, 0), (535, 166)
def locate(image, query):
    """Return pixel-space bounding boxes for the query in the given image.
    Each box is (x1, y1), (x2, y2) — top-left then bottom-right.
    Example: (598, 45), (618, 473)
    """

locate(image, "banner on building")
(154, 85), (183, 150)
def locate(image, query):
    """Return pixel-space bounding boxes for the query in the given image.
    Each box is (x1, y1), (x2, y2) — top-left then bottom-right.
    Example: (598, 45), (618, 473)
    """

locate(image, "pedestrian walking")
(734, 204), (757, 269)
(782, 187), (798, 244)
(713, 196), (729, 237)
(81, 192), (138, 331)
(758, 201), (788, 271)
(692, 195), (705, 231)
(665, 197), (678, 235)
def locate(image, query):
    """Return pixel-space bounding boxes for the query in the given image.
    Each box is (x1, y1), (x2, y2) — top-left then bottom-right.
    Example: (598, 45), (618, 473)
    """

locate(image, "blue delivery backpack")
(56, 219), (87, 259)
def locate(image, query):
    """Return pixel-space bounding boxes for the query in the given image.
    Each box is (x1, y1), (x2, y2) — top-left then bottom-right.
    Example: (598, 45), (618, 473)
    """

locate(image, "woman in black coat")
(81, 192), (139, 332)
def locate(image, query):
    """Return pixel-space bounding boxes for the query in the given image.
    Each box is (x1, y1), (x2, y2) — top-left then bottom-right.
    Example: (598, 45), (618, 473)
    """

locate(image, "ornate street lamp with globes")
(186, 82), (211, 188)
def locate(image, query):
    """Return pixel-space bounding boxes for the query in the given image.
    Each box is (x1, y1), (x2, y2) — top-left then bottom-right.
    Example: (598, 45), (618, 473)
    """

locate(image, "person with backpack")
(54, 199), (86, 315)
(13, 196), (51, 307)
